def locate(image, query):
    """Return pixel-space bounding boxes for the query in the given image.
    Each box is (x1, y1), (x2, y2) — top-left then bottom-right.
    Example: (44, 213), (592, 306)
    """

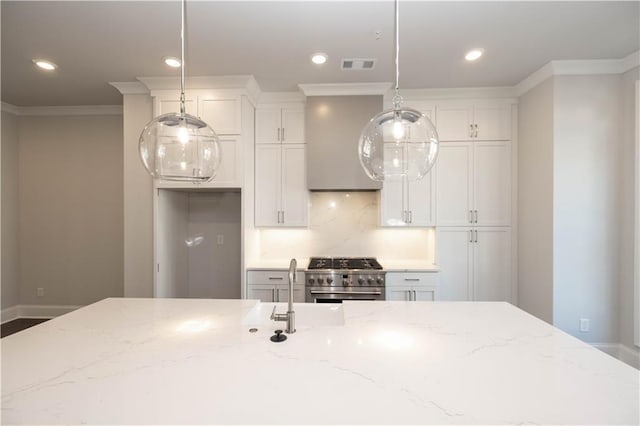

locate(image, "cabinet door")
(199, 96), (241, 135)
(255, 145), (282, 226)
(436, 228), (473, 301)
(435, 104), (473, 141)
(474, 142), (511, 226)
(255, 106), (282, 144)
(407, 170), (435, 226)
(156, 97), (197, 116)
(473, 104), (511, 141)
(436, 143), (473, 226)
(198, 138), (240, 188)
(247, 284), (276, 302)
(473, 228), (512, 302)
(380, 177), (406, 226)
(278, 286), (306, 303)
(281, 144), (308, 226)
(386, 287), (413, 301)
(281, 108), (305, 144)
(414, 288), (437, 301)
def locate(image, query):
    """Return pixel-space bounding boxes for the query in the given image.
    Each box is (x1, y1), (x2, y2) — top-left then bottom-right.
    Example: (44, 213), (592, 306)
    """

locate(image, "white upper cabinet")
(151, 90), (246, 189)
(255, 144), (308, 227)
(380, 170), (435, 227)
(256, 103), (305, 144)
(436, 141), (511, 227)
(436, 101), (511, 141)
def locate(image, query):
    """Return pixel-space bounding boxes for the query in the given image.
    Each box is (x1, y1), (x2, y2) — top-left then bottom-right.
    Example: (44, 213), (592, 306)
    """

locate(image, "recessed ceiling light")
(311, 53), (328, 65)
(164, 56), (182, 68)
(465, 49), (484, 62)
(32, 59), (57, 71)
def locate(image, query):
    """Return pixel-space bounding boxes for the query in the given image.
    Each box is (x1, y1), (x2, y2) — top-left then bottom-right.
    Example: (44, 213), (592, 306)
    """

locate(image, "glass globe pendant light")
(358, 0), (439, 181)
(139, 0), (220, 182)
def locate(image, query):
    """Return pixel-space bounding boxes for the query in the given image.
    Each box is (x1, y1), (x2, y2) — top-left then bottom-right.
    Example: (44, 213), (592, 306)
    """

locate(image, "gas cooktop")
(307, 257), (383, 271)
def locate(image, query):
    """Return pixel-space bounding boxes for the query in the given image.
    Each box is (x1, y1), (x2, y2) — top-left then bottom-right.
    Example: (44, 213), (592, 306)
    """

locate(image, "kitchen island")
(2, 298), (638, 425)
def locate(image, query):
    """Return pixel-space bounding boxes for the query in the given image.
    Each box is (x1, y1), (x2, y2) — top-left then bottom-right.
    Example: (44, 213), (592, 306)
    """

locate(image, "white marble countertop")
(2, 298), (638, 425)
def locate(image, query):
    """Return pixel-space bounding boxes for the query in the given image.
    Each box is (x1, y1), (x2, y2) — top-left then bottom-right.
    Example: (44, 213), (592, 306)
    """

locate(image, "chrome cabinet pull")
(413, 290), (417, 300)
(469, 123), (474, 138)
(409, 210), (413, 223)
(404, 278), (420, 282)
(271, 288), (275, 302)
(474, 209), (478, 223)
(469, 230), (473, 243)
(475, 230), (478, 243)
(475, 124), (479, 138)
(469, 210), (473, 223)
(276, 288), (280, 302)
(268, 277), (284, 280)
(407, 290), (412, 301)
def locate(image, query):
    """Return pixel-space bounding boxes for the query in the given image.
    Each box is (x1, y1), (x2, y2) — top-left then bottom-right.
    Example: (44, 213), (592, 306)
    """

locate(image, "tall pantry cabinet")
(434, 100), (514, 302)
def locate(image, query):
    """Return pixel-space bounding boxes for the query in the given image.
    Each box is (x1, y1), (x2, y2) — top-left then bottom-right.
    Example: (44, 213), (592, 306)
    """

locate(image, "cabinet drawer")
(247, 270), (305, 285)
(385, 272), (439, 287)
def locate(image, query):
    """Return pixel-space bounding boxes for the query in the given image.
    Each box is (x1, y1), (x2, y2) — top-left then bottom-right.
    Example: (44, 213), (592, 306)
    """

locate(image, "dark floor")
(1, 318), (49, 338)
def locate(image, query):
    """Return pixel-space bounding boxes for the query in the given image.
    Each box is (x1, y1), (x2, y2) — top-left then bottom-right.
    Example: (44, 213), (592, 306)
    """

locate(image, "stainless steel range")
(305, 257), (385, 303)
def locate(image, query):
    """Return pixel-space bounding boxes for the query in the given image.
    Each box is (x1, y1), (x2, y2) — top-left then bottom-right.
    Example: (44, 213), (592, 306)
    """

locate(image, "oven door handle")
(309, 290), (382, 296)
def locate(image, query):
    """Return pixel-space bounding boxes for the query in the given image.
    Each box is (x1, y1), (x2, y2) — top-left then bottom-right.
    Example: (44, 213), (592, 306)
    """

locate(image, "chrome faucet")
(270, 258), (296, 334)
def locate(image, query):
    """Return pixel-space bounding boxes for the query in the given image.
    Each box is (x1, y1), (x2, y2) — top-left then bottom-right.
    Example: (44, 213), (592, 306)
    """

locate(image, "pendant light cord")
(179, 0), (186, 115)
(392, 0), (402, 110)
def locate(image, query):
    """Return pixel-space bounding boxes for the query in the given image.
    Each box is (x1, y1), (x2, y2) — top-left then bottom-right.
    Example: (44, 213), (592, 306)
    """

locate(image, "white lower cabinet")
(436, 227), (512, 302)
(246, 270), (305, 302)
(385, 272), (439, 301)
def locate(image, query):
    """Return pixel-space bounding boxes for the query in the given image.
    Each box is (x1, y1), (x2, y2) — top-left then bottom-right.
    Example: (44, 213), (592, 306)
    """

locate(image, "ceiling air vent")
(341, 58), (376, 70)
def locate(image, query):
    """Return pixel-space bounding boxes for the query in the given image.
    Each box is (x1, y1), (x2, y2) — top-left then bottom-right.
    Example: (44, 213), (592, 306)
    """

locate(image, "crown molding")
(391, 86), (517, 101)
(257, 91), (306, 104)
(109, 81), (149, 95)
(515, 50), (640, 96)
(298, 82), (392, 96)
(137, 75), (259, 92)
(1, 102), (21, 115)
(7, 105), (123, 116)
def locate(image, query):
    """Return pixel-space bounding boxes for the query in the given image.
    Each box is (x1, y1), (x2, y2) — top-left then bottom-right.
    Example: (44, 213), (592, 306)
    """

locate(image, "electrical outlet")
(37, 288), (44, 297)
(579, 318), (590, 333)
(217, 235), (224, 245)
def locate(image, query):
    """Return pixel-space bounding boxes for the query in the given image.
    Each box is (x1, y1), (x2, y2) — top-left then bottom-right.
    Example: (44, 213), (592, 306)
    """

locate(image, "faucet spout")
(272, 258), (296, 334)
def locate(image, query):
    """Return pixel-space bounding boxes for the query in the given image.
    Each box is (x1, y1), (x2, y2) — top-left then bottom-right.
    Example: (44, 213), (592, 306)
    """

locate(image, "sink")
(243, 303), (345, 328)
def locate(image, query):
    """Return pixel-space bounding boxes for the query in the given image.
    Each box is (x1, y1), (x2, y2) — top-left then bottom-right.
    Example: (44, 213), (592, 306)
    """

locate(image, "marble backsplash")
(258, 191), (434, 263)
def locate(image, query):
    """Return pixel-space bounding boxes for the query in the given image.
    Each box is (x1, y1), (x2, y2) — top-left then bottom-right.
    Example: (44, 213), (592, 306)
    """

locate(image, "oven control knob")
(317, 277), (324, 285)
(326, 277), (333, 284)
(343, 279), (350, 286)
(357, 277), (365, 285)
(367, 277), (374, 284)
(308, 277), (315, 285)
(376, 277), (384, 284)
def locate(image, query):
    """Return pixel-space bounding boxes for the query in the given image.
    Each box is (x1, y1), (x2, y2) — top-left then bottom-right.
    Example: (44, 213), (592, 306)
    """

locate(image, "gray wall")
(553, 75), (622, 343)
(517, 78), (554, 324)
(1, 111), (20, 309)
(618, 66), (639, 349)
(18, 115), (124, 305)
(123, 94), (153, 297)
(188, 191), (241, 299)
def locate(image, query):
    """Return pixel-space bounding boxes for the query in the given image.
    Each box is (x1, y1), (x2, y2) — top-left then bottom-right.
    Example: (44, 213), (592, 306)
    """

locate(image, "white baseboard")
(1, 304), (83, 324)
(593, 343), (640, 369)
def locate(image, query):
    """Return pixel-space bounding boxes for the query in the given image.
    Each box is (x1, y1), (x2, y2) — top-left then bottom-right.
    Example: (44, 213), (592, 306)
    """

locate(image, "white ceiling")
(2, 1), (638, 106)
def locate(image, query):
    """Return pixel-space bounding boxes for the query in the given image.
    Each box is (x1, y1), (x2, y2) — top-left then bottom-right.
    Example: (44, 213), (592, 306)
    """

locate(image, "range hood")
(306, 95), (383, 191)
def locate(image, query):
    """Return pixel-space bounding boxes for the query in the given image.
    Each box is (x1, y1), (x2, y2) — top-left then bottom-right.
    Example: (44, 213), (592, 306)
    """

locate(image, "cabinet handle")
(407, 290), (413, 301)
(271, 288), (276, 302)
(474, 230), (478, 243)
(469, 123), (474, 138)
(474, 124), (479, 138)
(413, 290), (417, 301)
(469, 210), (473, 223)
(409, 210), (412, 223)
(277, 128), (281, 141)
(474, 210), (478, 223)
(282, 127), (285, 141)
(404, 278), (420, 282)
(469, 230), (473, 243)
(268, 277), (284, 280)
(276, 288), (280, 301)
(277, 211), (280, 224)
